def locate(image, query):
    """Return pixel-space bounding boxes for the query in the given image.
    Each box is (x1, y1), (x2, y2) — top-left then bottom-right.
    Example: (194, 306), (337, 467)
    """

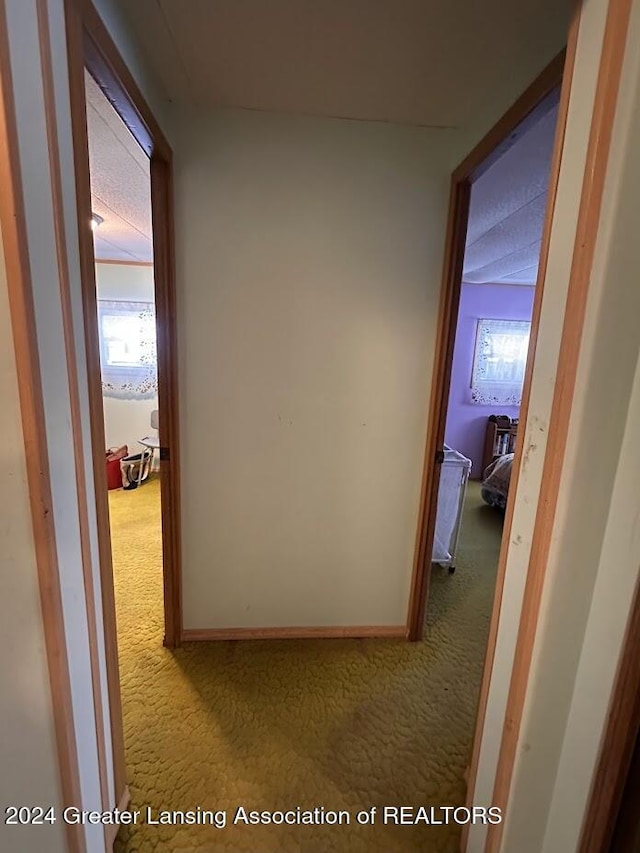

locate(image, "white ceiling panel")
(113, 0), (572, 128)
(498, 266), (540, 285)
(85, 72), (153, 263)
(463, 104), (558, 285)
(464, 241), (543, 285)
(464, 193), (548, 275)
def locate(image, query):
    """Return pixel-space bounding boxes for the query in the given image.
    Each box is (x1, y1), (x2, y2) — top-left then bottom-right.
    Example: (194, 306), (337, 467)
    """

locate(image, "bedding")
(481, 452), (514, 510)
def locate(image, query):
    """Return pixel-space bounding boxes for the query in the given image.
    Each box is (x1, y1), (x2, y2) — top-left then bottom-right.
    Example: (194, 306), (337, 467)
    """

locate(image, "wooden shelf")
(482, 414), (518, 475)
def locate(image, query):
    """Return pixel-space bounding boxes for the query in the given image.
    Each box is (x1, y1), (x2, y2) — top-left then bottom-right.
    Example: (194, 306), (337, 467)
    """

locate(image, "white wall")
(95, 262), (158, 452)
(0, 207), (66, 853)
(174, 108), (452, 629)
(95, 260), (154, 302)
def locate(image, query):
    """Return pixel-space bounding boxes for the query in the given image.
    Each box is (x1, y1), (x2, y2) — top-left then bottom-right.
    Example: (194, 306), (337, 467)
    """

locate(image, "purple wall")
(445, 282), (535, 478)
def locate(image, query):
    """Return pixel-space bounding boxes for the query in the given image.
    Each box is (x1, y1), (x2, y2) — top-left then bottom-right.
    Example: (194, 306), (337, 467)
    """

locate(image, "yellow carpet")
(109, 478), (502, 853)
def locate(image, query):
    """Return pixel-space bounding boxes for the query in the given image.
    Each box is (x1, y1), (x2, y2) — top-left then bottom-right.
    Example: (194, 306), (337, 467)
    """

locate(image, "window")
(98, 300), (157, 399)
(471, 318), (530, 406)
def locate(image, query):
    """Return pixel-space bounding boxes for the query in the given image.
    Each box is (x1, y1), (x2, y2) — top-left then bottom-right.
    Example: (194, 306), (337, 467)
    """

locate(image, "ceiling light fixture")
(90, 213), (104, 231)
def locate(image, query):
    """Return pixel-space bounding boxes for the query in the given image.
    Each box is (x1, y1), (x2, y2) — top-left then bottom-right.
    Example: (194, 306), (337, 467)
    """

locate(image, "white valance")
(471, 318), (530, 406)
(98, 300), (157, 400)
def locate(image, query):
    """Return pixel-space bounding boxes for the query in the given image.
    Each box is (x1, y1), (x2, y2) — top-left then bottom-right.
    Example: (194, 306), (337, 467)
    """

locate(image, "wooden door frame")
(64, 0), (182, 806)
(485, 0), (632, 847)
(0, 2), (85, 849)
(460, 21), (579, 849)
(406, 49), (568, 643)
(405, 19), (579, 853)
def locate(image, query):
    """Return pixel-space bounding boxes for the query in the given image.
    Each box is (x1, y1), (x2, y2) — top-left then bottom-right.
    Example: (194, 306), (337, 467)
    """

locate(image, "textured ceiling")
(86, 72), (153, 263)
(112, 0), (572, 128)
(463, 103), (558, 286)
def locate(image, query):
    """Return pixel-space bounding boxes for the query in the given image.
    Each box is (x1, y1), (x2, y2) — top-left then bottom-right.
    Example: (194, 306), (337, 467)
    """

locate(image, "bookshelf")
(482, 415), (518, 475)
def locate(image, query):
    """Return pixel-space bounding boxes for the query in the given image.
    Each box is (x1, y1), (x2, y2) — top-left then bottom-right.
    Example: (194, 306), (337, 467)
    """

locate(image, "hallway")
(109, 480), (502, 852)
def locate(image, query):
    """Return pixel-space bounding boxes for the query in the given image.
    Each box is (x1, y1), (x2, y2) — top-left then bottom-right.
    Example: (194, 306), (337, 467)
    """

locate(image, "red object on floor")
(106, 445), (128, 490)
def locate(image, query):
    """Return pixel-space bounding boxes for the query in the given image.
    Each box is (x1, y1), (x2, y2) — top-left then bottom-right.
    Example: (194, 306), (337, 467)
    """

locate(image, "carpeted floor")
(109, 477), (503, 853)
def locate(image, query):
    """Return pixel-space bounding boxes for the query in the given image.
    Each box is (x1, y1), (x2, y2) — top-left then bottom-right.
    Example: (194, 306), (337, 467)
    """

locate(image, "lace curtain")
(471, 318), (530, 406)
(98, 300), (158, 400)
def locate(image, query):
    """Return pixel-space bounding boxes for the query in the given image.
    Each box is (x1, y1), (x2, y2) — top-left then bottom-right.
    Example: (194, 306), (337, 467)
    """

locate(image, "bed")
(481, 452), (514, 510)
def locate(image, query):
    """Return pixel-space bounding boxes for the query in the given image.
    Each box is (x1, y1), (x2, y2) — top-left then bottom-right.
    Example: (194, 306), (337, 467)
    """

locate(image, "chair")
(138, 409), (160, 485)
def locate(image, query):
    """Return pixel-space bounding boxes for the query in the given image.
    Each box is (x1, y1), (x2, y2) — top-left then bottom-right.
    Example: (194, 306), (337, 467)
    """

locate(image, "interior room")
(86, 70), (163, 648)
(432, 96), (559, 605)
(86, 71), (157, 453)
(446, 99), (560, 477)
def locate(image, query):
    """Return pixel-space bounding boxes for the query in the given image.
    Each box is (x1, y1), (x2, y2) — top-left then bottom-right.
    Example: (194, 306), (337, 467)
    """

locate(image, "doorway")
(408, 61), (565, 642)
(64, 0), (182, 809)
(431, 92), (559, 587)
(405, 46), (569, 847)
(433, 93), (560, 578)
(85, 70), (160, 496)
(84, 63), (166, 763)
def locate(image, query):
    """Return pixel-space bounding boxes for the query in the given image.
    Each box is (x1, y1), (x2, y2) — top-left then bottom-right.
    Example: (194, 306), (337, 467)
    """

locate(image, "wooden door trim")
(77, 0), (170, 161)
(406, 48), (567, 642)
(406, 172), (470, 640)
(459, 14), (580, 852)
(70, 0), (181, 648)
(486, 0), (633, 848)
(95, 259), (155, 267)
(37, 0), (110, 827)
(182, 625), (407, 642)
(149, 151), (183, 646)
(0, 2), (84, 850)
(453, 50), (567, 183)
(578, 567), (640, 852)
(64, 0), (127, 804)
(64, 0), (182, 814)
